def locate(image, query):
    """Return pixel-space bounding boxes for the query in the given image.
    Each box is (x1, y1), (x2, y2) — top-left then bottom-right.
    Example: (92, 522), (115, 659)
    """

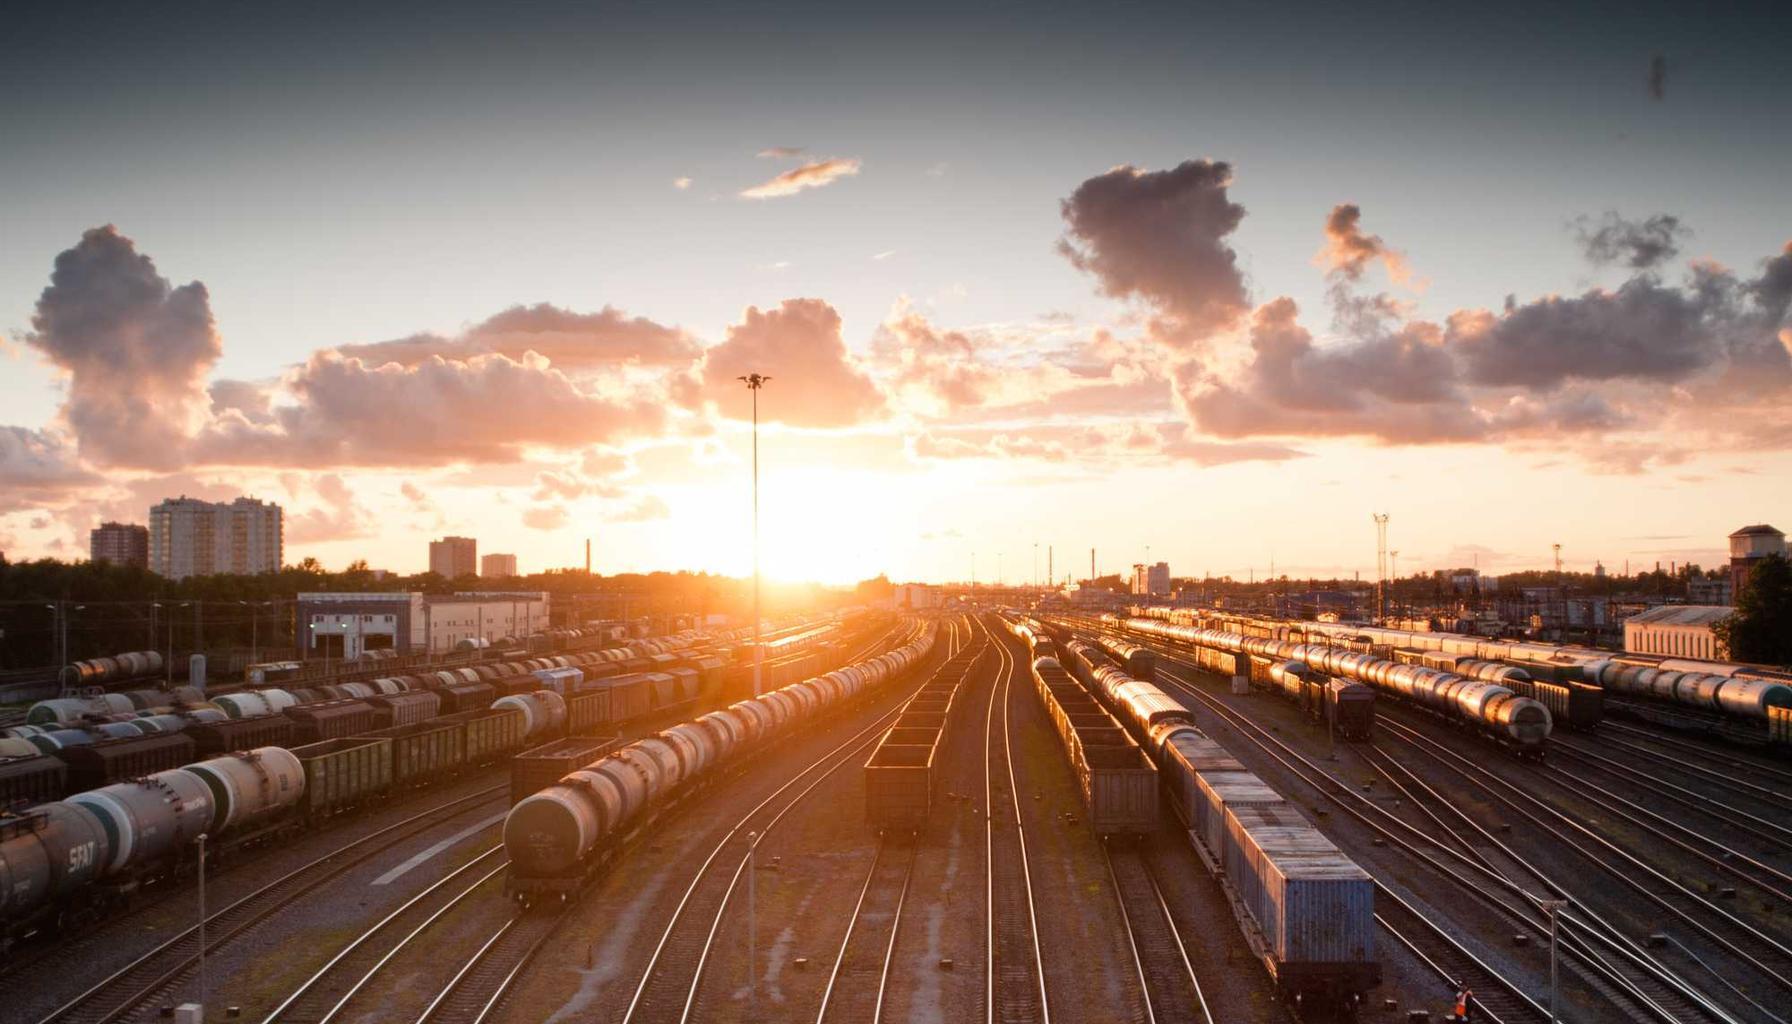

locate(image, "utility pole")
(1373, 513), (1390, 622)
(1542, 900), (1567, 1022)
(738, 373), (771, 696)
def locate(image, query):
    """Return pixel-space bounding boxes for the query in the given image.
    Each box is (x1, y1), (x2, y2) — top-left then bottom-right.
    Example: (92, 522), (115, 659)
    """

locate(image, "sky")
(3, 1), (1791, 585)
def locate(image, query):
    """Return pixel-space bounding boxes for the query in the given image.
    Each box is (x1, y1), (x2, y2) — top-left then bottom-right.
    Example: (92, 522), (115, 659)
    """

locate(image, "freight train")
(0, 624), (861, 948)
(1115, 616), (1554, 756)
(1008, 617), (1379, 1009)
(504, 622), (938, 902)
(1149, 609), (1791, 726)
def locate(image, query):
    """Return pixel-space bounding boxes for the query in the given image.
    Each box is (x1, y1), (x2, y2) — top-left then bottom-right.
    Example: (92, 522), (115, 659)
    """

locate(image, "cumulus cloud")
(25, 225), (220, 468)
(336, 303), (698, 370)
(1450, 278), (1731, 388)
(199, 350), (666, 467)
(522, 504), (570, 531)
(1572, 212), (1689, 269)
(871, 307), (998, 414)
(1058, 160), (1249, 347)
(1319, 204), (1412, 284)
(696, 299), (885, 427)
(0, 427), (98, 510)
(287, 473), (375, 543)
(740, 158), (861, 199)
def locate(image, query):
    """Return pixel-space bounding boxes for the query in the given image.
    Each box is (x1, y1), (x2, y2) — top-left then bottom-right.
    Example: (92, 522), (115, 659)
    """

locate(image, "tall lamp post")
(738, 373), (771, 697)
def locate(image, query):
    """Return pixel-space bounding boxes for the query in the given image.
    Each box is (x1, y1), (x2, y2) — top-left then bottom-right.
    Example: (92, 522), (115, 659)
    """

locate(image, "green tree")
(1714, 553), (1792, 666)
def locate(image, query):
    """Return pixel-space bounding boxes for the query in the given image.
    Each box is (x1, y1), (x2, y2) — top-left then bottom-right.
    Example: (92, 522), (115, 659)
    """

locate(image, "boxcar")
(1771, 705), (1792, 747)
(0, 755), (67, 807)
(566, 689), (612, 736)
(433, 681), (497, 714)
(286, 700), (379, 744)
(54, 732), (197, 793)
(186, 715), (297, 757)
(510, 736), (621, 804)
(293, 737), (394, 818)
(1324, 679), (1375, 740)
(365, 690), (442, 729)
(1510, 678), (1602, 732)
(606, 674), (654, 723)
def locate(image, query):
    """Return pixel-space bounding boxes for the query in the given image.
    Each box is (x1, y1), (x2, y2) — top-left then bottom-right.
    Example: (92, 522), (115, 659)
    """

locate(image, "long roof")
(1627, 604), (1732, 627)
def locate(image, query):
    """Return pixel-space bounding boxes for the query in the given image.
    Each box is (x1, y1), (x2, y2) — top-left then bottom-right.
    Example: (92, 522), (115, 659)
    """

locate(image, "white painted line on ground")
(372, 811), (507, 886)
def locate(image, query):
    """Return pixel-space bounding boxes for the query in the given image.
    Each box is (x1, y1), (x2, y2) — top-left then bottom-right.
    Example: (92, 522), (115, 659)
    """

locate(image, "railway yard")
(1, 609), (1789, 1024)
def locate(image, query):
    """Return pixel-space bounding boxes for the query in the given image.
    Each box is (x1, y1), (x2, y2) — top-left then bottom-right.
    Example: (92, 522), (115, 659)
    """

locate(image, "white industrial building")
(1131, 561), (1170, 596)
(296, 590), (551, 658)
(149, 496), (284, 579)
(1623, 605), (1731, 661)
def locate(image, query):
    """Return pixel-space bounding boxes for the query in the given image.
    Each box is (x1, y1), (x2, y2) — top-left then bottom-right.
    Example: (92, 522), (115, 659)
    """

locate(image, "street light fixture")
(1541, 899), (1568, 1022)
(738, 373), (771, 697)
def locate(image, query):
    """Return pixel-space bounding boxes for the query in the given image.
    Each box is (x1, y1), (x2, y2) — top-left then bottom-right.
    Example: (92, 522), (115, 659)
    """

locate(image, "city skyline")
(3, 3), (1791, 585)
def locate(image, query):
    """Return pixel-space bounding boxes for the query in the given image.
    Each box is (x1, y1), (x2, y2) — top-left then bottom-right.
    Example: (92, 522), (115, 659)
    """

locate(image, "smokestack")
(1048, 546), (1053, 588)
(585, 538), (591, 574)
(1091, 547), (1096, 582)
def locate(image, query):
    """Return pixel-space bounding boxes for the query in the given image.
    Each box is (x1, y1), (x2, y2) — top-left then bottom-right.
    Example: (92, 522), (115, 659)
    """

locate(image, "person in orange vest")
(1449, 982), (1474, 1022)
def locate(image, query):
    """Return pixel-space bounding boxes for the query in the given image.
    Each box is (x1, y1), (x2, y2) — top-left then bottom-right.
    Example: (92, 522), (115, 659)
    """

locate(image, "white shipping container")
(1195, 772), (1284, 854)
(1225, 806), (1375, 966)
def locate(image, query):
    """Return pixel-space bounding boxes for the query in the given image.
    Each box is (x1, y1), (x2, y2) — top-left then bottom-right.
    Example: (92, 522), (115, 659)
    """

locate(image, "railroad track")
(813, 836), (919, 1024)
(1595, 721), (1792, 787)
(1375, 717), (1792, 1020)
(1563, 729), (1792, 818)
(1547, 741), (1792, 848)
(35, 785), (509, 1024)
(980, 615), (1050, 1024)
(1101, 840), (1212, 1024)
(260, 847), (507, 1024)
(1125, 639), (1742, 1024)
(1373, 891), (1549, 1024)
(616, 621), (955, 1024)
(414, 907), (568, 1024)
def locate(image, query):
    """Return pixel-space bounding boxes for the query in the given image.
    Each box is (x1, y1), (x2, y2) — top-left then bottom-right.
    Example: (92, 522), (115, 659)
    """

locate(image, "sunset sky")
(4, 2), (1791, 584)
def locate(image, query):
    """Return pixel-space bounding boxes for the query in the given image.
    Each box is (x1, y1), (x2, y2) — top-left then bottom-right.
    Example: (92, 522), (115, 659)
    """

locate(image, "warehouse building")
(1623, 604), (1731, 661)
(296, 590), (551, 659)
(149, 496), (283, 579)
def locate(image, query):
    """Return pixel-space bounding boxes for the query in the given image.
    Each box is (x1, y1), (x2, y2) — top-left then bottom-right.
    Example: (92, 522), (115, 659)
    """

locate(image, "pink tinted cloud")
(740, 158), (861, 199)
(698, 299), (885, 427)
